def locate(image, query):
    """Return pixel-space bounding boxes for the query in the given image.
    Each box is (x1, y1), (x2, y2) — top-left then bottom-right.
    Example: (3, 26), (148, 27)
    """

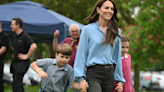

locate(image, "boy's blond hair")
(56, 43), (72, 56)
(121, 34), (130, 42)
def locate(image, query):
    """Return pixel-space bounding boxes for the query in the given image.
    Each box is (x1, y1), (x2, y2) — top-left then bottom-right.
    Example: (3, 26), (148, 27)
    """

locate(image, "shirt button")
(103, 55), (105, 56)
(103, 49), (105, 50)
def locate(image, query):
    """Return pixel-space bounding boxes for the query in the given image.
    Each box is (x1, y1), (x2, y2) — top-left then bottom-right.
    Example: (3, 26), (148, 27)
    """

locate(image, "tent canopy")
(0, 1), (84, 43)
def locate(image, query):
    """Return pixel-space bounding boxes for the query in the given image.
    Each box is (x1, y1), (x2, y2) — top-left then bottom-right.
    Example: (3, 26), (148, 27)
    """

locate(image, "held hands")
(54, 30), (60, 38)
(79, 80), (89, 92)
(38, 71), (48, 79)
(115, 82), (123, 92)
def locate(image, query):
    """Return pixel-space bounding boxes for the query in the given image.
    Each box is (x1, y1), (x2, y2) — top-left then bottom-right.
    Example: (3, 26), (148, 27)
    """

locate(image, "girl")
(120, 34), (135, 92)
(113, 34), (135, 92)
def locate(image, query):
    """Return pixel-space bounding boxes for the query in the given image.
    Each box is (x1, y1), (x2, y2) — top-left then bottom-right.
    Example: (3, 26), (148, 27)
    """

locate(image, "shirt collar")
(96, 21), (109, 33)
(121, 54), (128, 59)
(71, 37), (79, 41)
(52, 59), (68, 71)
(52, 59), (57, 64)
(71, 37), (79, 46)
(16, 31), (24, 37)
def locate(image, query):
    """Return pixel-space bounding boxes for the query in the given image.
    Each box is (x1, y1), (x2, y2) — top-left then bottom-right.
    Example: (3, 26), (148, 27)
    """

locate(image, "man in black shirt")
(0, 21), (9, 92)
(10, 18), (37, 92)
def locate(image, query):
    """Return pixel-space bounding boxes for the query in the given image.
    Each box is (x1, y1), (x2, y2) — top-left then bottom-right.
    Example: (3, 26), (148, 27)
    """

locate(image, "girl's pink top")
(112, 54), (135, 92)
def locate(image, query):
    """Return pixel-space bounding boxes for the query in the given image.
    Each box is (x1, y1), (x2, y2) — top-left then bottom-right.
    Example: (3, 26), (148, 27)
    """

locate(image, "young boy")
(31, 43), (88, 92)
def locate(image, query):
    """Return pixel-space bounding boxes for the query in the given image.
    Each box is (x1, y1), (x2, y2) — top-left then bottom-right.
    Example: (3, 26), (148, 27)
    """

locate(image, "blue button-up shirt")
(73, 21), (125, 83)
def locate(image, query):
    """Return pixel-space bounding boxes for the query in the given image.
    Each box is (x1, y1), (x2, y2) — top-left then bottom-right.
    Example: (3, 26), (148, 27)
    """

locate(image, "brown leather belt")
(88, 64), (115, 71)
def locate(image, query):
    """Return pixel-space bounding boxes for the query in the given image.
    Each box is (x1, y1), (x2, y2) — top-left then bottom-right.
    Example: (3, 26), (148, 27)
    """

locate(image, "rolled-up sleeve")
(73, 26), (88, 82)
(37, 58), (48, 71)
(114, 29), (126, 83)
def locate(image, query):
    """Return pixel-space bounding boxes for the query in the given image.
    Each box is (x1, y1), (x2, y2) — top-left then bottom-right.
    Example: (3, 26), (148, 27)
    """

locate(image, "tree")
(2, 0), (164, 91)
(122, 0), (164, 72)
(122, 0), (164, 91)
(42, 0), (96, 24)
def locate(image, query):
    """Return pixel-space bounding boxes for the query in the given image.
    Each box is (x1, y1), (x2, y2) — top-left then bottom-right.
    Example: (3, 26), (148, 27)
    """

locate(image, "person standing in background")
(10, 18), (37, 92)
(52, 24), (80, 92)
(0, 21), (9, 92)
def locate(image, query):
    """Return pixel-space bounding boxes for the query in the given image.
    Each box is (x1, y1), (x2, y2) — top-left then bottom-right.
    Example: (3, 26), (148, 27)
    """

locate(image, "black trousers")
(0, 61), (4, 92)
(11, 61), (30, 92)
(12, 72), (25, 92)
(86, 66), (115, 92)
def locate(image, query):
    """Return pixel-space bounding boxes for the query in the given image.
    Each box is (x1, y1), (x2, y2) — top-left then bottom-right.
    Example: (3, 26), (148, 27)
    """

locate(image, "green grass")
(4, 84), (41, 92)
(4, 84), (162, 92)
(4, 84), (73, 92)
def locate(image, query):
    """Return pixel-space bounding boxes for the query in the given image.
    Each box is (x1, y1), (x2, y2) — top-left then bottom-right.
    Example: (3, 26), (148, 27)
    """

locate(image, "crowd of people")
(0, 0), (135, 92)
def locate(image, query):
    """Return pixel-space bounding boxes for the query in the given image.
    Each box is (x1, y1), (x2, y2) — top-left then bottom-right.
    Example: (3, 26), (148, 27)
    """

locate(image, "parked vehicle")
(26, 65), (41, 85)
(3, 71), (12, 84)
(139, 74), (161, 91)
(143, 71), (164, 91)
(3, 64), (40, 86)
(131, 71), (164, 91)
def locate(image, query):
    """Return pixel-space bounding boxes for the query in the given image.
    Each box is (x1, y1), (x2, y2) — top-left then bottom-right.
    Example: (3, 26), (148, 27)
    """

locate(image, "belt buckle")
(104, 66), (109, 71)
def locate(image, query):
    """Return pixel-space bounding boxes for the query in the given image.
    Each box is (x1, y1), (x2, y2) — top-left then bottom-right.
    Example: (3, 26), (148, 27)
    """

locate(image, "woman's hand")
(79, 80), (89, 92)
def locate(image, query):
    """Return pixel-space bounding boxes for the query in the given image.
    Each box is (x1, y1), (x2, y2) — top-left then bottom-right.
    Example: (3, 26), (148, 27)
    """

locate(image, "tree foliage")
(1, 0), (164, 91)
(43, 0), (96, 24)
(123, 0), (164, 70)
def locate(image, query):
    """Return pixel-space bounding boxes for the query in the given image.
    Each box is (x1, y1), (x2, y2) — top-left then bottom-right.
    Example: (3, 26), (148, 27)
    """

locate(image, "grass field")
(4, 84), (40, 92)
(4, 84), (73, 92)
(4, 84), (163, 92)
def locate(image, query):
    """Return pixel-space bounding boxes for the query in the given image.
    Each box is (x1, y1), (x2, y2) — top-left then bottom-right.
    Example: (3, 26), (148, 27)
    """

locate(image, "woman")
(73, 0), (125, 92)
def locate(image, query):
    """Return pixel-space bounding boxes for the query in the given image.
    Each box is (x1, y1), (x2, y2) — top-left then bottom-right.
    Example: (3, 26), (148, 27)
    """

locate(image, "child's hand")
(71, 81), (88, 91)
(38, 71), (48, 78)
(81, 82), (89, 92)
(116, 87), (123, 92)
(115, 82), (123, 92)
(79, 80), (89, 92)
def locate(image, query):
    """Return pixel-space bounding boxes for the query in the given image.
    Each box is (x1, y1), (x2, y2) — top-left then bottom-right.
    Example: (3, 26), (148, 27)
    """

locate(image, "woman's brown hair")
(84, 0), (120, 46)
